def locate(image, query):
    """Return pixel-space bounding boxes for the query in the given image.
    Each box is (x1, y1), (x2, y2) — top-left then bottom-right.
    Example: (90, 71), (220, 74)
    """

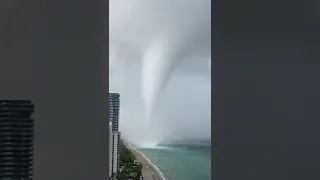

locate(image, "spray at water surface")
(109, 0), (211, 147)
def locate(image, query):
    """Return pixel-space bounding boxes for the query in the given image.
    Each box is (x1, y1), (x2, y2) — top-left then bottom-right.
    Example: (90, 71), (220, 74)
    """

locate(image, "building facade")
(109, 93), (121, 177)
(109, 122), (113, 176)
(109, 93), (120, 132)
(110, 131), (120, 176)
(0, 100), (34, 179)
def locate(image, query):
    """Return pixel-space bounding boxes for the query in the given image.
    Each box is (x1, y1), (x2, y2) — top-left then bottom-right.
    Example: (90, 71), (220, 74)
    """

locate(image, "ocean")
(138, 145), (211, 180)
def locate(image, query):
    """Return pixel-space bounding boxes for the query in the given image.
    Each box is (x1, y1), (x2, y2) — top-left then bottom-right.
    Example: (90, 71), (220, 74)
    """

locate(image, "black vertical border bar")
(211, 0), (218, 179)
(100, 0), (110, 177)
(1, 0), (109, 179)
(32, 0), (110, 179)
(102, 0), (110, 177)
(213, 0), (320, 180)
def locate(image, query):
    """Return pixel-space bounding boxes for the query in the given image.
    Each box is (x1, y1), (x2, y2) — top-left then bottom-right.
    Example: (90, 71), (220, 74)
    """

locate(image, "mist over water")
(109, 0), (211, 147)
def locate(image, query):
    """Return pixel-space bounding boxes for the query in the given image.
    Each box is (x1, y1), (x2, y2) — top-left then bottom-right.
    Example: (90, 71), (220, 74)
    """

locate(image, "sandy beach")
(128, 145), (165, 180)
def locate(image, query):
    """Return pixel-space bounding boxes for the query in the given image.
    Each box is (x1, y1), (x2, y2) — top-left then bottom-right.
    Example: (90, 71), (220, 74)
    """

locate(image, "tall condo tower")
(0, 100), (34, 179)
(108, 122), (113, 177)
(108, 93), (120, 177)
(109, 93), (120, 132)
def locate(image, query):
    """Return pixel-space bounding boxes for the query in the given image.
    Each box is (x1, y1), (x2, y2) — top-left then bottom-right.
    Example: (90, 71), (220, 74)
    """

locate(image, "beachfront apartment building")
(109, 93), (120, 132)
(0, 100), (34, 179)
(109, 122), (121, 177)
(109, 93), (121, 177)
(109, 122), (113, 176)
(110, 131), (121, 176)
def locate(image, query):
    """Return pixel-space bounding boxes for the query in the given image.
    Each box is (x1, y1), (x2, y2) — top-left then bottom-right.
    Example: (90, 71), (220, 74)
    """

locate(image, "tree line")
(110, 139), (143, 180)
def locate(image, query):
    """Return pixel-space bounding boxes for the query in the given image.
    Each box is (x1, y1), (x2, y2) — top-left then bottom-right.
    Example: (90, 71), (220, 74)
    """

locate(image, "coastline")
(127, 144), (166, 180)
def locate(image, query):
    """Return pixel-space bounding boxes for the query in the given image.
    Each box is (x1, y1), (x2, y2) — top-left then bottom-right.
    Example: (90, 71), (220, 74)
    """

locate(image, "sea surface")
(138, 145), (211, 180)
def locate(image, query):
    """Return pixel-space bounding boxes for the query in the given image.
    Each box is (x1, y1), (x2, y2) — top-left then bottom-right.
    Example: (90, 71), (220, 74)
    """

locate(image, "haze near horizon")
(109, 0), (211, 147)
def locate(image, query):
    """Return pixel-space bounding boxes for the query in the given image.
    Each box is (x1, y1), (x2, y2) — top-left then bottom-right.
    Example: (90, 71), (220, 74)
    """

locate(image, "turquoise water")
(138, 145), (211, 180)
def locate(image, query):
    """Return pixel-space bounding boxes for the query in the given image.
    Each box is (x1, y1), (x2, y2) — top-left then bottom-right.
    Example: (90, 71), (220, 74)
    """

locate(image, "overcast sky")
(109, 0), (211, 146)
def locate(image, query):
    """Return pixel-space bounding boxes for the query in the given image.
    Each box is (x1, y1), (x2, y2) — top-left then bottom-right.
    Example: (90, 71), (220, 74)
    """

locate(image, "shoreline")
(127, 144), (166, 180)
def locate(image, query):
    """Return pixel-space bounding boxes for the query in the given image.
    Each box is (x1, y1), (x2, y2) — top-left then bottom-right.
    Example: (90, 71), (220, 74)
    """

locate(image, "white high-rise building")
(110, 131), (120, 175)
(109, 121), (120, 177)
(109, 122), (113, 177)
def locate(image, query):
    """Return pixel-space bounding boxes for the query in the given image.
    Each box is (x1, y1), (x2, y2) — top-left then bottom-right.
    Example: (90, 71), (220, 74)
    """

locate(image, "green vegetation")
(111, 139), (143, 180)
(119, 140), (135, 165)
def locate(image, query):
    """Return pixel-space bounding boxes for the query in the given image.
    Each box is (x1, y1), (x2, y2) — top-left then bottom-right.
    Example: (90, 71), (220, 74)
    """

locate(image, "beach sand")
(128, 146), (165, 180)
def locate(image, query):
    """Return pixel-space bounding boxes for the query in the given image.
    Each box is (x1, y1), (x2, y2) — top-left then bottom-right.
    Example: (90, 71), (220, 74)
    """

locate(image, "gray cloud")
(109, 0), (211, 146)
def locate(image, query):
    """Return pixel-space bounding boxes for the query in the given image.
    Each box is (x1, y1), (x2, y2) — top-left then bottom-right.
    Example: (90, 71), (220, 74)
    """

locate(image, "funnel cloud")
(109, 0), (211, 146)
